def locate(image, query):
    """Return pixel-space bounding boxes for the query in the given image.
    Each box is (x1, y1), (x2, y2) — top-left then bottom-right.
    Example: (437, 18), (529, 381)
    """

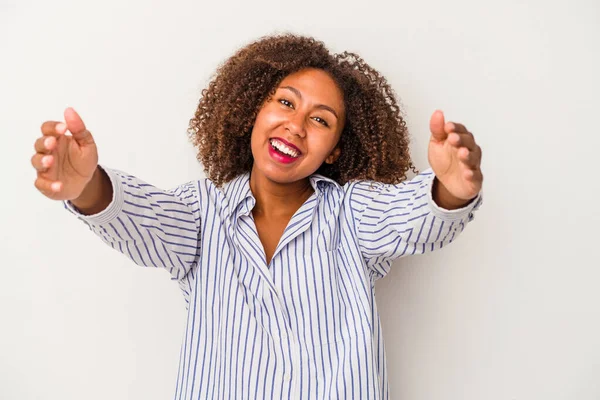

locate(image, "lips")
(268, 137), (302, 164)
(270, 137), (302, 155)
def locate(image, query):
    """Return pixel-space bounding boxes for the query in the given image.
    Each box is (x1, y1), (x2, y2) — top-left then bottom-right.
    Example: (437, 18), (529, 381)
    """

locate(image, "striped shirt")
(66, 166), (482, 399)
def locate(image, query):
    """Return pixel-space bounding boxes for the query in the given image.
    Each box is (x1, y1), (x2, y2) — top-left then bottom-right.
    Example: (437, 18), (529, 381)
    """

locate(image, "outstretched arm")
(351, 110), (483, 279)
(32, 108), (202, 283)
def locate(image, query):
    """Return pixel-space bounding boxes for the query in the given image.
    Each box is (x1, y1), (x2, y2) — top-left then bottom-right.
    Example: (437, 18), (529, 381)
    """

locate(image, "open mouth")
(268, 138), (301, 163)
(269, 138), (301, 158)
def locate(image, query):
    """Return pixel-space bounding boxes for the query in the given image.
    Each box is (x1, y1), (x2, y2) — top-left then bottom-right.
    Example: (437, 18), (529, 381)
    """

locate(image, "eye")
(278, 98), (294, 108)
(312, 117), (329, 127)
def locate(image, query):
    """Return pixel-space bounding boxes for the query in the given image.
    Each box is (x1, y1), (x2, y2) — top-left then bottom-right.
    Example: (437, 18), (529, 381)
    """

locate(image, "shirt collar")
(223, 172), (341, 218)
(309, 173), (340, 196)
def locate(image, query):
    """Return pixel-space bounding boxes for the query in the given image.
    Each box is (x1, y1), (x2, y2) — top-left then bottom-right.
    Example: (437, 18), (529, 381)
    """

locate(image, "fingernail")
(44, 137), (54, 148)
(42, 155), (51, 167)
(56, 123), (66, 133)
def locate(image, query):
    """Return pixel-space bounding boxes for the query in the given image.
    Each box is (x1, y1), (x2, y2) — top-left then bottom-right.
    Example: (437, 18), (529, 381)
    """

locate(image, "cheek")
(250, 127), (263, 159)
(307, 135), (339, 161)
(255, 104), (284, 127)
(249, 111), (268, 147)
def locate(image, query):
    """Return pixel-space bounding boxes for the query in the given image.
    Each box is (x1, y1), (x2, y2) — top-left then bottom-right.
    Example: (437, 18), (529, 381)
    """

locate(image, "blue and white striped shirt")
(66, 166), (482, 399)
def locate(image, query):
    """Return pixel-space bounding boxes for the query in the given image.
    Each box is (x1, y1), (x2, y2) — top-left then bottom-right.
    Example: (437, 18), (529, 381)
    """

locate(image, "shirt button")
(280, 331), (287, 340)
(283, 373), (291, 382)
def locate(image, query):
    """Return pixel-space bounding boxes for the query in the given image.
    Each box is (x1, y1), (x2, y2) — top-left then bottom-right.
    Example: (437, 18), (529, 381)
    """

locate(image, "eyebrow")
(279, 86), (340, 120)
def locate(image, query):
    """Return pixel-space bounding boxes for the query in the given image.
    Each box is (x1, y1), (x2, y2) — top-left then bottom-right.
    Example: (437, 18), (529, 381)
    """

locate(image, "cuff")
(63, 165), (124, 225)
(426, 174), (483, 222)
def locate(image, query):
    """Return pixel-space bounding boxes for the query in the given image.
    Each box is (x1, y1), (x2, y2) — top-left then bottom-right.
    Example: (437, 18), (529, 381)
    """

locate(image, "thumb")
(64, 107), (94, 145)
(429, 110), (447, 142)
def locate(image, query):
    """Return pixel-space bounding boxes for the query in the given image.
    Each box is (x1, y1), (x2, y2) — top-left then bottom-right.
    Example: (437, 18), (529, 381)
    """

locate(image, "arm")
(350, 169), (482, 279)
(65, 166), (202, 281)
(31, 107), (201, 281)
(351, 110), (484, 279)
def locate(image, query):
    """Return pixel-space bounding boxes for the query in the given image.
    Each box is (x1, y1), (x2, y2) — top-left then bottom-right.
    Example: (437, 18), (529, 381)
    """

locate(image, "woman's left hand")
(428, 110), (483, 208)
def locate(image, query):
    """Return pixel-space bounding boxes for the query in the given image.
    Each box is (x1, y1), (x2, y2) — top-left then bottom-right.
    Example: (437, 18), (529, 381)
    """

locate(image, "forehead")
(277, 68), (345, 110)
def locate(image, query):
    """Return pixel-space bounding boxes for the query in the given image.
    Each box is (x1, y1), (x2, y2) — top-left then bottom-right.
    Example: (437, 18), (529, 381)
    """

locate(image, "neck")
(249, 166), (314, 218)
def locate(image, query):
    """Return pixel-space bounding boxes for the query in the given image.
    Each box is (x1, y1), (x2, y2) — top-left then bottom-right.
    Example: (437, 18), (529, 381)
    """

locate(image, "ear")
(325, 147), (341, 164)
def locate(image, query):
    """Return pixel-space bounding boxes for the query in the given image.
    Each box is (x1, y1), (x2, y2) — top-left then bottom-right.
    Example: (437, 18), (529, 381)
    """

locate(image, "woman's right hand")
(32, 107), (99, 201)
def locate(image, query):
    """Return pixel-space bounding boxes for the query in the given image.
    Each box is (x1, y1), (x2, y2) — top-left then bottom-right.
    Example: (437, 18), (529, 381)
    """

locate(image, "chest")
(253, 214), (291, 265)
(192, 207), (372, 356)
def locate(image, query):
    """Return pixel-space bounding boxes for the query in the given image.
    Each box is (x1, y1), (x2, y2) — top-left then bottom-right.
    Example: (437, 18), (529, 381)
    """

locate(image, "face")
(250, 68), (345, 185)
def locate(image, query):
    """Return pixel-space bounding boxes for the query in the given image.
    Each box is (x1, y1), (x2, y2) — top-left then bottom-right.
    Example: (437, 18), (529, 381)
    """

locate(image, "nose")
(285, 113), (306, 138)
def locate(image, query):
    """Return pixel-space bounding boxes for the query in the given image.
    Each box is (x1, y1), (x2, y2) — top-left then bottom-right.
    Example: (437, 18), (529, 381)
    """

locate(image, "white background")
(1, 0), (599, 399)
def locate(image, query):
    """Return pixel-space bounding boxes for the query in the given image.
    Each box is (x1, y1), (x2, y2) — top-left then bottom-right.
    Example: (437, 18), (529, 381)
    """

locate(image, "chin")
(254, 162), (307, 184)
(264, 168), (301, 183)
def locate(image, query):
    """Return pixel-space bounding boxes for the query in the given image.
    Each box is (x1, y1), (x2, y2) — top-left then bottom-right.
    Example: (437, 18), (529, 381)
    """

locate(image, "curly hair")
(188, 33), (415, 187)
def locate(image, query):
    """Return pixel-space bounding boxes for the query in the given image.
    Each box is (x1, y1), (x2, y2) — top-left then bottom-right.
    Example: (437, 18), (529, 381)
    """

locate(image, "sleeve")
(349, 168), (482, 279)
(63, 165), (202, 281)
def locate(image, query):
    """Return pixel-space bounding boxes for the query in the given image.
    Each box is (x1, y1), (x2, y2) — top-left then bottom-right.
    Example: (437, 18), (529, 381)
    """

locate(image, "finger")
(40, 121), (68, 137)
(34, 135), (57, 154)
(457, 146), (482, 169)
(447, 131), (477, 151)
(31, 153), (54, 172)
(64, 107), (94, 145)
(471, 144), (482, 166)
(34, 176), (62, 194)
(464, 167), (483, 184)
(445, 122), (469, 134)
(429, 110), (447, 142)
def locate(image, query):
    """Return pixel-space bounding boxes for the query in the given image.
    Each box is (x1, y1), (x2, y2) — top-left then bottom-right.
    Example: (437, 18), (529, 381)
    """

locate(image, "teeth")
(270, 139), (299, 158)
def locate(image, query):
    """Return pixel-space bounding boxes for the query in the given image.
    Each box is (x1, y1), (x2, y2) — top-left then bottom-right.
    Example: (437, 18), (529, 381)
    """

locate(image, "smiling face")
(250, 68), (346, 185)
